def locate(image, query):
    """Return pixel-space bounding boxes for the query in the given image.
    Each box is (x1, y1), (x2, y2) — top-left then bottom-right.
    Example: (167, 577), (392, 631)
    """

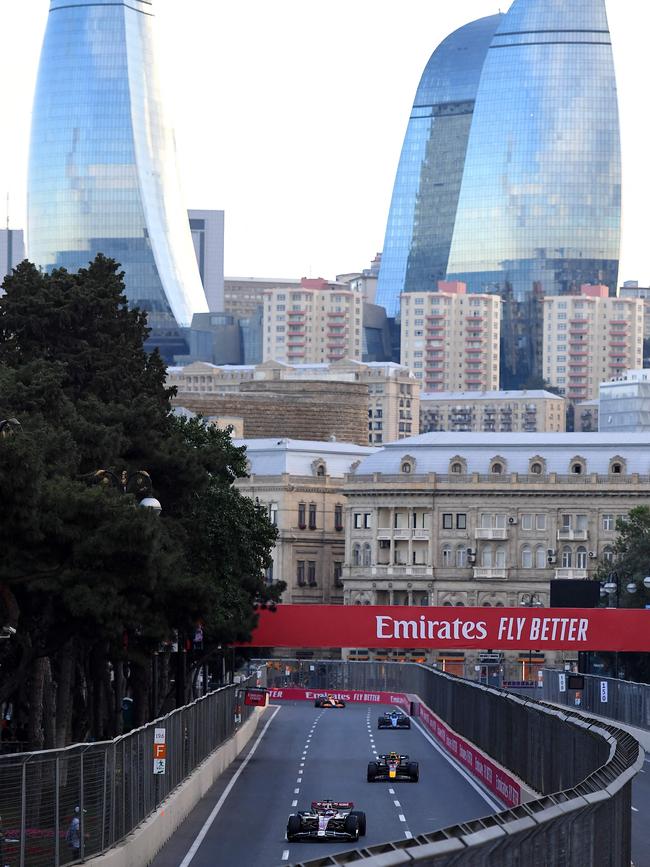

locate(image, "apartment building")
(263, 278), (363, 364)
(224, 277), (302, 319)
(343, 432), (650, 670)
(419, 390), (565, 433)
(619, 282), (650, 340)
(400, 282), (500, 392)
(168, 358), (419, 444)
(543, 285), (643, 402)
(599, 369), (650, 432)
(235, 438), (375, 605)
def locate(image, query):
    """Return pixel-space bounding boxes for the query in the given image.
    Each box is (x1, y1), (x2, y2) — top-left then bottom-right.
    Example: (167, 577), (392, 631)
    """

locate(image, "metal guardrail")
(0, 673), (261, 867)
(542, 668), (650, 729)
(259, 660), (643, 867)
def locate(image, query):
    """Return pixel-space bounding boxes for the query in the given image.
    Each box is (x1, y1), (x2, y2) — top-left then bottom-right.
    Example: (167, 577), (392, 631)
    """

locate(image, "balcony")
(557, 529), (588, 541)
(475, 528), (508, 540)
(368, 565), (432, 578)
(554, 568), (589, 580)
(413, 528), (431, 539)
(473, 568), (508, 580)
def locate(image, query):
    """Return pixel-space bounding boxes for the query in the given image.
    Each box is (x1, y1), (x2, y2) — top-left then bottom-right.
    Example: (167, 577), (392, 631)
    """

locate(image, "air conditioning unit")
(588, 551), (597, 559)
(547, 548), (557, 565)
(466, 547), (476, 564)
(508, 517), (517, 525)
(379, 539), (390, 549)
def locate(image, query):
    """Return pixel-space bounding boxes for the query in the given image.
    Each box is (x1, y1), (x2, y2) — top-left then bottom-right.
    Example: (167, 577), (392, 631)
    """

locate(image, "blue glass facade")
(378, 0), (621, 386)
(28, 0), (207, 360)
(375, 14), (502, 317)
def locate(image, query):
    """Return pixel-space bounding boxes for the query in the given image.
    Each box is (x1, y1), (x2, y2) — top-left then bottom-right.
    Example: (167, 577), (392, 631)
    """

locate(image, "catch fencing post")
(19, 761), (27, 867)
(55, 755), (60, 866)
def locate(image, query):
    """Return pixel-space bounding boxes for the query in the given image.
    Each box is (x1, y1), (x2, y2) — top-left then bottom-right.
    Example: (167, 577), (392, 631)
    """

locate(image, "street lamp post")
(0, 418), (21, 438)
(600, 572), (650, 678)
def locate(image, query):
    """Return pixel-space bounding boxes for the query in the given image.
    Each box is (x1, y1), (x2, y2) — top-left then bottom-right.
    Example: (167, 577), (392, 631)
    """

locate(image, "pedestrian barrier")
(542, 667), (650, 729)
(0, 674), (261, 867)
(258, 660), (643, 867)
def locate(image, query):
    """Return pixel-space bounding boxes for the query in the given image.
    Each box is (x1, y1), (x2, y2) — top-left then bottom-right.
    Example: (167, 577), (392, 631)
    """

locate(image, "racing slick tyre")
(377, 719), (386, 729)
(286, 815), (302, 841)
(404, 720), (411, 729)
(343, 814), (360, 840)
(337, 701), (346, 708)
(367, 761), (378, 782)
(408, 761), (419, 782)
(314, 700), (323, 708)
(349, 810), (367, 836)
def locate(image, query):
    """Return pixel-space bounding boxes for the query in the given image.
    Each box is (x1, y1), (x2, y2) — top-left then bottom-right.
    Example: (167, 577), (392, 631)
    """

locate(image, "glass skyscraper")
(28, 0), (207, 361)
(377, 0), (621, 385)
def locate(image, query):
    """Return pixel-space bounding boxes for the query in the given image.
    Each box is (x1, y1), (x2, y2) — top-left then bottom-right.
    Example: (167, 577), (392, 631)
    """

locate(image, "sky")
(0, 1), (648, 284)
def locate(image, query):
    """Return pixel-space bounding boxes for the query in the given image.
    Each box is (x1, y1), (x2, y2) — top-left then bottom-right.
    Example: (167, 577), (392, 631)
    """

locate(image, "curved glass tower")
(378, 0), (621, 386)
(28, 0), (207, 360)
(375, 14), (502, 318)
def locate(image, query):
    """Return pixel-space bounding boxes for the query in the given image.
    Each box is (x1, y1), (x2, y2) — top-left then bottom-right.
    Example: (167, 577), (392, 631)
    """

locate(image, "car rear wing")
(312, 800), (354, 810)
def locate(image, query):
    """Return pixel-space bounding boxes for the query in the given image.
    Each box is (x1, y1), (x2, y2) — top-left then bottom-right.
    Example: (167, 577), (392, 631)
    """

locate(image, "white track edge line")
(411, 717), (502, 812)
(177, 705), (281, 867)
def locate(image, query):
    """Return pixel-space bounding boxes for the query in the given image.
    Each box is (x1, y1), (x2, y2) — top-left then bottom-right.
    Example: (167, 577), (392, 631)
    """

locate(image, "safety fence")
(0, 673), (260, 867)
(542, 668), (650, 730)
(259, 660), (643, 867)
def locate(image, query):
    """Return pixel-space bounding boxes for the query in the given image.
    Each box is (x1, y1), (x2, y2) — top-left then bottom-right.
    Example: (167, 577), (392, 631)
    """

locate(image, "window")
(521, 514), (533, 531)
(521, 546), (532, 568)
(495, 547), (506, 568)
(530, 462), (543, 475)
(576, 547), (587, 569)
(353, 512), (362, 529)
(442, 546), (452, 566)
(481, 548), (493, 567)
(535, 546), (546, 569)
(576, 514), (588, 531)
(334, 504), (343, 531)
(401, 461), (412, 474)
(451, 462), (463, 474)
(602, 514), (614, 531)
(364, 513), (372, 529)
(442, 513), (453, 529)
(308, 503), (317, 530)
(363, 543), (372, 566)
(352, 544), (361, 566)
(561, 514), (572, 530)
(307, 561), (317, 586)
(333, 561), (343, 587)
(297, 560), (306, 585)
(456, 513), (467, 530)
(269, 503), (278, 526)
(561, 546), (572, 568)
(536, 514), (547, 531)
(491, 462), (503, 474)
(455, 546), (467, 568)
(602, 546), (614, 564)
(265, 562), (274, 584)
(298, 503), (306, 529)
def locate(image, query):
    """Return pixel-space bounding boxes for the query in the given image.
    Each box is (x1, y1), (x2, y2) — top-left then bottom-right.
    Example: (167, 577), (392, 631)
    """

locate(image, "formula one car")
(367, 752), (419, 782)
(378, 709), (411, 730)
(314, 693), (346, 708)
(286, 800), (367, 842)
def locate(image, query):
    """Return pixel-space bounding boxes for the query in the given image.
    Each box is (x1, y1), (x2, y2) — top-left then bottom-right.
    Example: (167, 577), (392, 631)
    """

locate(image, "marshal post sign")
(239, 605), (650, 651)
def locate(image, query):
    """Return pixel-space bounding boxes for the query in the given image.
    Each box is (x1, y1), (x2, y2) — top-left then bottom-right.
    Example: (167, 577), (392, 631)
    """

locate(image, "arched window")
(603, 546), (614, 564)
(576, 546), (587, 569)
(569, 456), (586, 475)
(455, 601), (465, 607)
(442, 546), (452, 567)
(401, 462), (412, 474)
(530, 463), (542, 475)
(609, 456), (626, 475)
(352, 544), (361, 566)
(535, 546), (546, 569)
(401, 455), (416, 474)
(491, 462), (503, 474)
(495, 547), (506, 568)
(561, 546), (572, 568)
(455, 546), (467, 568)
(451, 462), (463, 474)
(449, 456), (467, 474)
(362, 543), (372, 566)
(521, 546), (532, 569)
(481, 547), (493, 568)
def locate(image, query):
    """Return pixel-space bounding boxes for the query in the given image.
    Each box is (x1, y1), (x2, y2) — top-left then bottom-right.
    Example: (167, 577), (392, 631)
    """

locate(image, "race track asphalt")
(150, 702), (501, 867)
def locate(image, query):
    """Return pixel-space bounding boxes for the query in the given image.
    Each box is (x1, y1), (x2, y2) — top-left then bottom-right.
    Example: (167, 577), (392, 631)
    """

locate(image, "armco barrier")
(257, 660), (643, 867)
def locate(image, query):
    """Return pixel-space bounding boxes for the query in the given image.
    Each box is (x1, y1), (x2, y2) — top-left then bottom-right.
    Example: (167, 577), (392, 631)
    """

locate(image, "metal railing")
(542, 668), (650, 730)
(258, 660), (642, 867)
(0, 673), (261, 867)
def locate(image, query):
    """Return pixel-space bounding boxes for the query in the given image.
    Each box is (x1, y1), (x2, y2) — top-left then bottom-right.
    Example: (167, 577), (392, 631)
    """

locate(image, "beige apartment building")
(343, 432), (650, 672)
(543, 285), (643, 402)
(235, 438), (375, 605)
(168, 358), (420, 444)
(419, 390), (565, 433)
(223, 277), (301, 319)
(262, 277), (363, 364)
(619, 283), (650, 340)
(400, 281), (500, 392)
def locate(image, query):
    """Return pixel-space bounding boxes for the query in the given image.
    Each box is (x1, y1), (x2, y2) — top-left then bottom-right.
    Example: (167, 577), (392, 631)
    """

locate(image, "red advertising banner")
(266, 687), (410, 711)
(414, 703), (520, 807)
(241, 605), (650, 650)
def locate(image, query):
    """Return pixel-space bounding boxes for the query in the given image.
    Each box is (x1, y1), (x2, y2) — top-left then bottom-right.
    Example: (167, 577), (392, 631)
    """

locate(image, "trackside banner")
(241, 605), (650, 650)
(266, 687), (410, 711)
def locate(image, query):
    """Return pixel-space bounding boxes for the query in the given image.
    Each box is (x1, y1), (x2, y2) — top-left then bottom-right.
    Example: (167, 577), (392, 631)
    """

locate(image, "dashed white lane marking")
(177, 705), (281, 867)
(300, 762), (305, 767)
(281, 850), (290, 860)
(632, 806), (639, 812)
(294, 788), (300, 794)
(405, 831), (413, 839)
(388, 788), (395, 795)
(398, 814), (406, 822)
(394, 800), (401, 807)
(292, 800), (298, 807)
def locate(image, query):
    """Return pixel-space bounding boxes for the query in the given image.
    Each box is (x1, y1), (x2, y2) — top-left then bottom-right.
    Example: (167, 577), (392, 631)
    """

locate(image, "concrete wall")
(85, 708), (263, 867)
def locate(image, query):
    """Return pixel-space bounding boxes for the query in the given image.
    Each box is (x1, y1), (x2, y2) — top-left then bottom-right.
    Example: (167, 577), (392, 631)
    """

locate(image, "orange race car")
(314, 693), (346, 708)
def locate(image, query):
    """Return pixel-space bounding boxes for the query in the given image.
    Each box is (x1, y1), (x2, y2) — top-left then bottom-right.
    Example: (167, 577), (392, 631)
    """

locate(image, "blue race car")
(377, 709), (411, 729)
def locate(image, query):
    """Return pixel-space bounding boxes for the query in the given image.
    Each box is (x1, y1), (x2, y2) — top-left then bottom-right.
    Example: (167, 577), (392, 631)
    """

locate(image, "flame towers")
(27, 0), (207, 360)
(377, 0), (621, 385)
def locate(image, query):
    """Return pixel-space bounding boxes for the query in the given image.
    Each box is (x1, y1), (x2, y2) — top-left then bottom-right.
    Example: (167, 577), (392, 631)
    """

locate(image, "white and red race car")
(286, 800), (367, 842)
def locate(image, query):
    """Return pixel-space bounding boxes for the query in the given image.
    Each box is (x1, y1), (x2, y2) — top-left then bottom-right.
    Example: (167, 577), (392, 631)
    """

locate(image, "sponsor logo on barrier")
(267, 688), (409, 709)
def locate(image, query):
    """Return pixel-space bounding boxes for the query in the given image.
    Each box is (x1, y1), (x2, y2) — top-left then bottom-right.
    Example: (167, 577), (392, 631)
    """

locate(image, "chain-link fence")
(542, 668), (650, 729)
(256, 660), (642, 867)
(0, 673), (262, 867)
